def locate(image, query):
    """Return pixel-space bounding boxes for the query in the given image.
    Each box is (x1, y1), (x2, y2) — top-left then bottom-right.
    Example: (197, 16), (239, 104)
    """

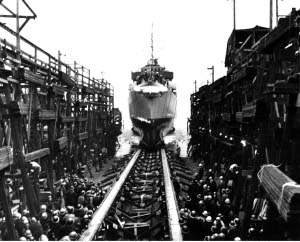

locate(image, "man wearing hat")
(222, 198), (233, 224)
(24, 229), (33, 240)
(188, 210), (199, 240)
(202, 216), (213, 239)
(49, 215), (60, 240)
(181, 225), (191, 240)
(13, 212), (23, 237)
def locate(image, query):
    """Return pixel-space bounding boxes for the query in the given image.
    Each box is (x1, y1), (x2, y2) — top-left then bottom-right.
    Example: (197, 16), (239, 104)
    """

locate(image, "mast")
(151, 23), (154, 61)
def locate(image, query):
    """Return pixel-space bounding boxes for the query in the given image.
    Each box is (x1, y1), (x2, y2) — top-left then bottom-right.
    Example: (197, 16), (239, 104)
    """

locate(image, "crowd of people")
(175, 162), (264, 241)
(1, 174), (106, 241)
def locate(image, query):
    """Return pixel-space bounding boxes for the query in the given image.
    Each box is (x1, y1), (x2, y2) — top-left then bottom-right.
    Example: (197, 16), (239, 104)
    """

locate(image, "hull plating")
(129, 89), (176, 147)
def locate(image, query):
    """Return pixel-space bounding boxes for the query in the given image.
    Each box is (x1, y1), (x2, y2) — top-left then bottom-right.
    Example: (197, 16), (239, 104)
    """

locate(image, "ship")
(129, 57), (177, 148)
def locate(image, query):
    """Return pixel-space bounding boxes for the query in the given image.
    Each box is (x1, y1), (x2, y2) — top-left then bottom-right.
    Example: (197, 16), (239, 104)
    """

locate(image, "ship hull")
(129, 89), (176, 147)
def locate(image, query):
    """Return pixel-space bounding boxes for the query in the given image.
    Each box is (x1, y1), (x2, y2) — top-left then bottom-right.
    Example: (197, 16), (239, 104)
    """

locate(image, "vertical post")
(16, 0), (20, 61)
(207, 66), (214, 83)
(275, 0), (278, 26)
(233, 0), (236, 30)
(270, 0), (273, 31)
(194, 80), (197, 93)
(58, 51), (61, 72)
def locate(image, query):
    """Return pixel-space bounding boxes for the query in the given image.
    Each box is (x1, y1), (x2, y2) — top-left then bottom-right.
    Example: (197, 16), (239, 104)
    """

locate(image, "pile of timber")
(55, 137), (68, 150)
(36, 109), (56, 120)
(258, 164), (300, 222)
(18, 68), (45, 86)
(0, 146), (12, 170)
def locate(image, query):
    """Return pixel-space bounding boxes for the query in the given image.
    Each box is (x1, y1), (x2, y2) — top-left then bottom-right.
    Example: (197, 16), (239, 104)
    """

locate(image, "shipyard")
(1, 0), (300, 241)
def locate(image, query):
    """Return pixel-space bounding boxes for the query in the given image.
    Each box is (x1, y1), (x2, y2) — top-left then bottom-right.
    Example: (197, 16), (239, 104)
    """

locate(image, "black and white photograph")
(0, 0), (300, 241)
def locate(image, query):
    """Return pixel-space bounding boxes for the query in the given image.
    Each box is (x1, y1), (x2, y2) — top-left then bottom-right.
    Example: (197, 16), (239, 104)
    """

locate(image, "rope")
(277, 182), (300, 211)
(257, 164), (280, 183)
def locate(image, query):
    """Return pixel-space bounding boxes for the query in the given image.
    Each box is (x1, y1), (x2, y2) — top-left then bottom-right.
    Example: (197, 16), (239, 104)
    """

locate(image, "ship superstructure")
(129, 58), (176, 147)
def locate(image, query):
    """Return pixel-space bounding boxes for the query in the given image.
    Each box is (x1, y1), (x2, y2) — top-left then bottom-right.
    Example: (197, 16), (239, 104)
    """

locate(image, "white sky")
(1, 0), (300, 130)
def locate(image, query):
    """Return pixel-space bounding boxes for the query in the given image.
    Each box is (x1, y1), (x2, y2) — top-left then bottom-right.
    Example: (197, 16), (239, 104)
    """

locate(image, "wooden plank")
(161, 149), (183, 241)
(78, 132), (88, 141)
(61, 116), (75, 122)
(18, 68), (45, 85)
(36, 109), (56, 120)
(0, 146), (12, 170)
(55, 136), (68, 150)
(24, 148), (50, 162)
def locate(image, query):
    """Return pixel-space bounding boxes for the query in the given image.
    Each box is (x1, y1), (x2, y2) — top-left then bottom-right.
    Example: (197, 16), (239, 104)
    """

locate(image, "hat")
(41, 212), (48, 220)
(13, 212), (22, 220)
(66, 218), (74, 226)
(52, 210), (59, 216)
(229, 220), (236, 228)
(19, 237), (27, 241)
(202, 210), (208, 217)
(206, 216), (212, 223)
(185, 196), (191, 202)
(30, 217), (37, 224)
(225, 198), (231, 204)
(67, 206), (74, 214)
(197, 216), (206, 222)
(24, 229), (32, 237)
(190, 210), (197, 219)
(40, 204), (47, 212)
(183, 212), (189, 219)
(77, 204), (83, 209)
(179, 217), (186, 225)
(181, 225), (190, 234)
(5, 178), (13, 185)
(60, 208), (67, 215)
(234, 237), (241, 241)
(204, 235), (211, 241)
(52, 215), (60, 223)
(22, 209), (29, 216)
(87, 210), (93, 216)
(69, 231), (78, 240)
(21, 216), (29, 224)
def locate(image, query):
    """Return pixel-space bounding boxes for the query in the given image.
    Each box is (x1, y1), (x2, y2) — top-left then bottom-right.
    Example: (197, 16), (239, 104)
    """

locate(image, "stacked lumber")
(61, 116), (75, 123)
(78, 132), (88, 141)
(258, 164), (300, 222)
(36, 109), (56, 120)
(49, 84), (65, 96)
(18, 68), (45, 86)
(55, 137), (68, 150)
(24, 148), (50, 162)
(0, 146), (12, 170)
